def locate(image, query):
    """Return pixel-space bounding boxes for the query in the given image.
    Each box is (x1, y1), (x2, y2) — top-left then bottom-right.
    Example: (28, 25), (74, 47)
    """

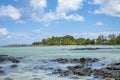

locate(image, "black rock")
(92, 62), (120, 80)
(0, 55), (21, 63)
(0, 70), (4, 74)
(52, 57), (99, 64)
(10, 64), (17, 68)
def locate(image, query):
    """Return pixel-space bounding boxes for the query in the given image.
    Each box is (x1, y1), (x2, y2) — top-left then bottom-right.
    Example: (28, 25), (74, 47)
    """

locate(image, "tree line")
(32, 34), (120, 45)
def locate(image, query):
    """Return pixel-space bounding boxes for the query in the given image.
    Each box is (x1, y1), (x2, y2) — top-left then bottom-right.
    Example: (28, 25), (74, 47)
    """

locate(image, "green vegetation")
(32, 34), (120, 46)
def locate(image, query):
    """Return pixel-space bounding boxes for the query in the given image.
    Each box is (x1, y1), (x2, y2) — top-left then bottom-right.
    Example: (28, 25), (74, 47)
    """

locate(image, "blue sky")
(0, 0), (120, 45)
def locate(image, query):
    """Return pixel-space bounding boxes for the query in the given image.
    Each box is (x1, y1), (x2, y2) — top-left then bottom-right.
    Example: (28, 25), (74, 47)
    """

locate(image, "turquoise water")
(0, 45), (120, 59)
(0, 45), (120, 80)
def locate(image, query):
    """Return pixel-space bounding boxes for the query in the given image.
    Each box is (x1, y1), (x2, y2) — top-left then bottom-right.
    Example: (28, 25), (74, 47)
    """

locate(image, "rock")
(4, 77), (13, 80)
(92, 63), (120, 80)
(0, 66), (3, 68)
(51, 58), (99, 78)
(70, 48), (113, 50)
(0, 70), (4, 74)
(0, 55), (21, 63)
(50, 58), (120, 80)
(10, 64), (17, 68)
(67, 65), (83, 70)
(52, 64), (92, 77)
(73, 68), (91, 76)
(8, 57), (20, 63)
(0, 55), (8, 57)
(52, 57), (99, 64)
(53, 58), (69, 63)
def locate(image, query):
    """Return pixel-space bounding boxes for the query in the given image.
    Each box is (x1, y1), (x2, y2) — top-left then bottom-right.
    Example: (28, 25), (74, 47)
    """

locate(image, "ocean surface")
(0, 45), (120, 80)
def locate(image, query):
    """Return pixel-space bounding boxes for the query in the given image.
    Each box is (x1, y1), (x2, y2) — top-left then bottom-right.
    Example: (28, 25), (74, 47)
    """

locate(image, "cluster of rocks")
(52, 65), (92, 77)
(0, 55), (21, 63)
(93, 62), (120, 80)
(51, 58), (120, 80)
(52, 58), (99, 77)
(0, 55), (22, 74)
(52, 57), (99, 64)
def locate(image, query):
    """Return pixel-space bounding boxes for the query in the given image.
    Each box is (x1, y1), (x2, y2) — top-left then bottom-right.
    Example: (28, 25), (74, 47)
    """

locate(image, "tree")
(108, 34), (116, 45)
(96, 35), (106, 45)
(116, 34), (120, 44)
(31, 34), (120, 46)
(41, 39), (47, 45)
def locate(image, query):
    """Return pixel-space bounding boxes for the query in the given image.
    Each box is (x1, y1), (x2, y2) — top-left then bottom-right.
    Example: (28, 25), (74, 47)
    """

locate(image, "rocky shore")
(93, 62), (120, 80)
(0, 55), (22, 74)
(51, 58), (120, 80)
(0, 55), (120, 80)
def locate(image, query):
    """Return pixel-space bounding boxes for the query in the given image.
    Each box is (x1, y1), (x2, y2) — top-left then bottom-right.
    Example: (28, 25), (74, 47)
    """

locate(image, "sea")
(0, 45), (120, 80)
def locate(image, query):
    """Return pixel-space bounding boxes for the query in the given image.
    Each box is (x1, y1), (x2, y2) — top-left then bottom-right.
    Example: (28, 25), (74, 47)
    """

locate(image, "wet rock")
(10, 64), (17, 68)
(52, 68), (70, 77)
(67, 65), (83, 70)
(51, 58), (99, 78)
(92, 62), (120, 80)
(0, 66), (3, 68)
(0, 55), (8, 57)
(8, 57), (20, 63)
(0, 55), (21, 63)
(70, 48), (113, 50)
(52, 57), (99, 64)
(52, 65), (92, 77)
(67, 65), (91, 76)
(53, 58), (69, 63)
(0, 70), (4, 74)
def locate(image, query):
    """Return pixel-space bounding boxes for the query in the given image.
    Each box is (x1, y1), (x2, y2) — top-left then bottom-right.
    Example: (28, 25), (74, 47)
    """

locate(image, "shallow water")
(0, 45), (120, 80)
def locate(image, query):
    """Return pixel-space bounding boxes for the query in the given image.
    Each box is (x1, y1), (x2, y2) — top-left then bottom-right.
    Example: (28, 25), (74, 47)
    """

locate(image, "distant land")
(32, 34), (120, 46)
(2, 34), (120, 47)
(2, 44), (32, 47)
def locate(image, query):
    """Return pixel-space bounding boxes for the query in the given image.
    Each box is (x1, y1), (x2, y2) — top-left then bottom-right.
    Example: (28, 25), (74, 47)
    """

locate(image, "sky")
(0, 0), (120, 45)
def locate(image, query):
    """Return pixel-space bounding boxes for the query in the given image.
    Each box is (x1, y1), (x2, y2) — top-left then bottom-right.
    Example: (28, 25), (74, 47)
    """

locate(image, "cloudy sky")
(0, 0), (120, 45)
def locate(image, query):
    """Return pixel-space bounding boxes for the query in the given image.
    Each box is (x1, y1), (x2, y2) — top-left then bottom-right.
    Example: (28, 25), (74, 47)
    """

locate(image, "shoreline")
(0, 55), (120, 80)
(1, 45), (120, 47)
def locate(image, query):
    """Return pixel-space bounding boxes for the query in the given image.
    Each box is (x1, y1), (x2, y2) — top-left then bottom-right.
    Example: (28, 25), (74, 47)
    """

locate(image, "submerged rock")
(70, 48), (114, 50)
(0, 70), (4, 74)
(10, 64), (17, 68)
(0, 55), (21, 63)
(0, 66), (3, 68)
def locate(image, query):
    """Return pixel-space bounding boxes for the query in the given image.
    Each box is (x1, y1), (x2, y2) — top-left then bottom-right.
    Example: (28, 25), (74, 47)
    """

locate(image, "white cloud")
(92, 0), (120, 17)
(60, 13), (84, 21)
(0, 27), (11, 42)
(92, 0), (105, 4)
(29, 0), (84, 23)
(0, 28), (9, 36)
(31, 12), (57, 22)
(94, 21), (104, 26)
(55, 0), (84, 22)
(30, 0), (46, 10)
(56, 0), (83, 13)
(0, 5), (21, 20)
